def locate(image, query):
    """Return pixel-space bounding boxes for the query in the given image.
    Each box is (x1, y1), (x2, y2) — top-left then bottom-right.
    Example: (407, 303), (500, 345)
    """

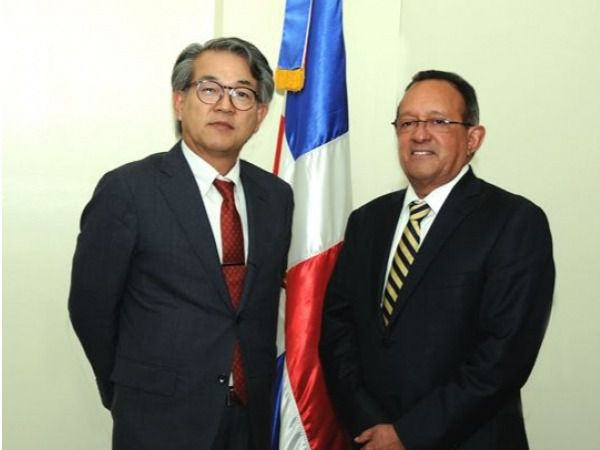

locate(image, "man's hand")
(354, 424), (405, 450)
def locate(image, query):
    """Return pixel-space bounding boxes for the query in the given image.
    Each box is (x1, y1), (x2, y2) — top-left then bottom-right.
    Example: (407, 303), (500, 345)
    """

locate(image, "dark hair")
(171, 37), (274, 134)
(405, 70), (480, 125)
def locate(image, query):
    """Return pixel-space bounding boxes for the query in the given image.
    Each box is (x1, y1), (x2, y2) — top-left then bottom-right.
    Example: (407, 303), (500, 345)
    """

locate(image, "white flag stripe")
(278, 133), (352, 268)
(279, 365), (311, 450)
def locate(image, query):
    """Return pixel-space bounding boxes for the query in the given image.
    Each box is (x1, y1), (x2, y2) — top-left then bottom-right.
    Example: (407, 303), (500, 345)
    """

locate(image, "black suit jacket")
(320, 169), (554, 450)
(69, 142), (293, 450)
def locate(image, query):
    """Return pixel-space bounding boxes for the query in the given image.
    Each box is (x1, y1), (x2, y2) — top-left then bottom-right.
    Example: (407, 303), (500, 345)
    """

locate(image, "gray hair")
(171, 37), (274, 102)
(172, 37), (274, 99)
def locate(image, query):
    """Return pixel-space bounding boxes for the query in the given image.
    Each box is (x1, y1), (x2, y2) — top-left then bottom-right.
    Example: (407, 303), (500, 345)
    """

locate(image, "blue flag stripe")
(270, 353), (286, 449)
(285, 0), (348, 159)
(277, 0), (312, 70)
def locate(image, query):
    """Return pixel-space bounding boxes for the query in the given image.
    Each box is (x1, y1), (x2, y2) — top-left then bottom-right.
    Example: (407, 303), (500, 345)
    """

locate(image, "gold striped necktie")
(381, 201), (431, 326)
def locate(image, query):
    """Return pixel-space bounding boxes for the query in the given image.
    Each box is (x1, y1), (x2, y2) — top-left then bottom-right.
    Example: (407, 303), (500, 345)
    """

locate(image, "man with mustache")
(320, 70), (554, 450)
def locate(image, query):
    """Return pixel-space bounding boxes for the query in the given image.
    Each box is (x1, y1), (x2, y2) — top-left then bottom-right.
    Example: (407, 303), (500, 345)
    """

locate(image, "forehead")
(399, 79), (466, 117)
(192, 50), (255, 84)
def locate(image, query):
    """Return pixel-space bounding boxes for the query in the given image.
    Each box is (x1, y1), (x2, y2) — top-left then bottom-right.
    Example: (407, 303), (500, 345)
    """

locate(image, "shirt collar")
(404, 165), (470, 215)
(181, 140), (241, 196)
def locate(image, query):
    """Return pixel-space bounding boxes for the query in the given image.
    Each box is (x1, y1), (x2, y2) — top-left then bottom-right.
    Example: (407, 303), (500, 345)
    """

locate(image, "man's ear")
(467, 125), (486, 157)
(173, 91), (185, 121)
(254, 103), (269, 132)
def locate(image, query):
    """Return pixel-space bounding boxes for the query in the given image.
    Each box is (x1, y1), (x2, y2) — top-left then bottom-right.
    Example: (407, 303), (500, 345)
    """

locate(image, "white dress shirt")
(181, 141), (249, 262)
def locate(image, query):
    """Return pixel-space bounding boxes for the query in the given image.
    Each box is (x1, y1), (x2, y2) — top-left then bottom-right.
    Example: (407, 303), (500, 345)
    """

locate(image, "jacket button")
(217, 375), (227, 384)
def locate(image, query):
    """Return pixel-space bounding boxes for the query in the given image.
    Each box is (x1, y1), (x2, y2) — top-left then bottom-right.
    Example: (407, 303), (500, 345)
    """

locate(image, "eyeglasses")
(186, 79), (258, 111)
(392, 118), (473, 133)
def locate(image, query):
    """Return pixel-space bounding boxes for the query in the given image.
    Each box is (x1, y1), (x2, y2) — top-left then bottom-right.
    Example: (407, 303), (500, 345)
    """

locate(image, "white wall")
(2, 1), (215, 448)
(3, 0), (600, 449)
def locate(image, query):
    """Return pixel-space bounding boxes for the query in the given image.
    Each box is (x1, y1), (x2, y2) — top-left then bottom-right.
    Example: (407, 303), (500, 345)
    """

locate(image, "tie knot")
(409, 201), (430, 223)
(213, 179), (235, 202)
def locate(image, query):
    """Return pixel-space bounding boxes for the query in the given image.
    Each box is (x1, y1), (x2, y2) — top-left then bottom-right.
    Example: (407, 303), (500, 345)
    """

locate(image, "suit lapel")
(386, 169), (482, 328)
(367, 191), (405, 333)
(372, 191), (406, 303)
(238, 161), (269, 310)
(157, 143), (230, 306)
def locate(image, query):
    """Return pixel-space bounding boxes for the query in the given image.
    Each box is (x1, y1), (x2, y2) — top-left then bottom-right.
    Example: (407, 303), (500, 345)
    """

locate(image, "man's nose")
(215, 90), (235, 111)
(411, 121), (432, 141)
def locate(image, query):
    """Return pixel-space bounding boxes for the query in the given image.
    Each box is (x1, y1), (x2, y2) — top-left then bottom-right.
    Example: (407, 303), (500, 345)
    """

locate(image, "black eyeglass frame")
(391, 118), (474, 130)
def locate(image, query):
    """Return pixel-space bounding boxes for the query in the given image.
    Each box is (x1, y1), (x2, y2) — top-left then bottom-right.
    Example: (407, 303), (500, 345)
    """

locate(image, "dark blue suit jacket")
(320, 169), (554, 450)
(69, 142), (293, 450)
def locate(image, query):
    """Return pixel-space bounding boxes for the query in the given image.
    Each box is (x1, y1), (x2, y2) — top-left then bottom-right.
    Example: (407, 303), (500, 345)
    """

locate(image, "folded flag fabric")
(271, 1), (352, 449)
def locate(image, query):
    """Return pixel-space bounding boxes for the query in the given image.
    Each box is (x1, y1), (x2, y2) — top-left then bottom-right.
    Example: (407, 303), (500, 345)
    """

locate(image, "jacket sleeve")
(394, 201), (555, 449)
(320, 210), (390, 438)
(68, 170), (137, 409)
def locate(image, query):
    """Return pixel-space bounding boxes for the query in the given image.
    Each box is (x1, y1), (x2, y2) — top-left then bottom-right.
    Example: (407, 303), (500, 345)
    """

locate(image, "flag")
(271, 0), (352, 449)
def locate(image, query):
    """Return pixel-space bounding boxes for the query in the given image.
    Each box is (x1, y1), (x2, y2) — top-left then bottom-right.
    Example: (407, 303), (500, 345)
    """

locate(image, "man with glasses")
(320, 70), (554, 450)
(69, 37), (293, 450)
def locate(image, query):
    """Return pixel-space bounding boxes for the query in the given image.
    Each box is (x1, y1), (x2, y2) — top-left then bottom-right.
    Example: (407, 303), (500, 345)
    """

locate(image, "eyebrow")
(198, 75), (254, 87)
(398, 109), (449, 118)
